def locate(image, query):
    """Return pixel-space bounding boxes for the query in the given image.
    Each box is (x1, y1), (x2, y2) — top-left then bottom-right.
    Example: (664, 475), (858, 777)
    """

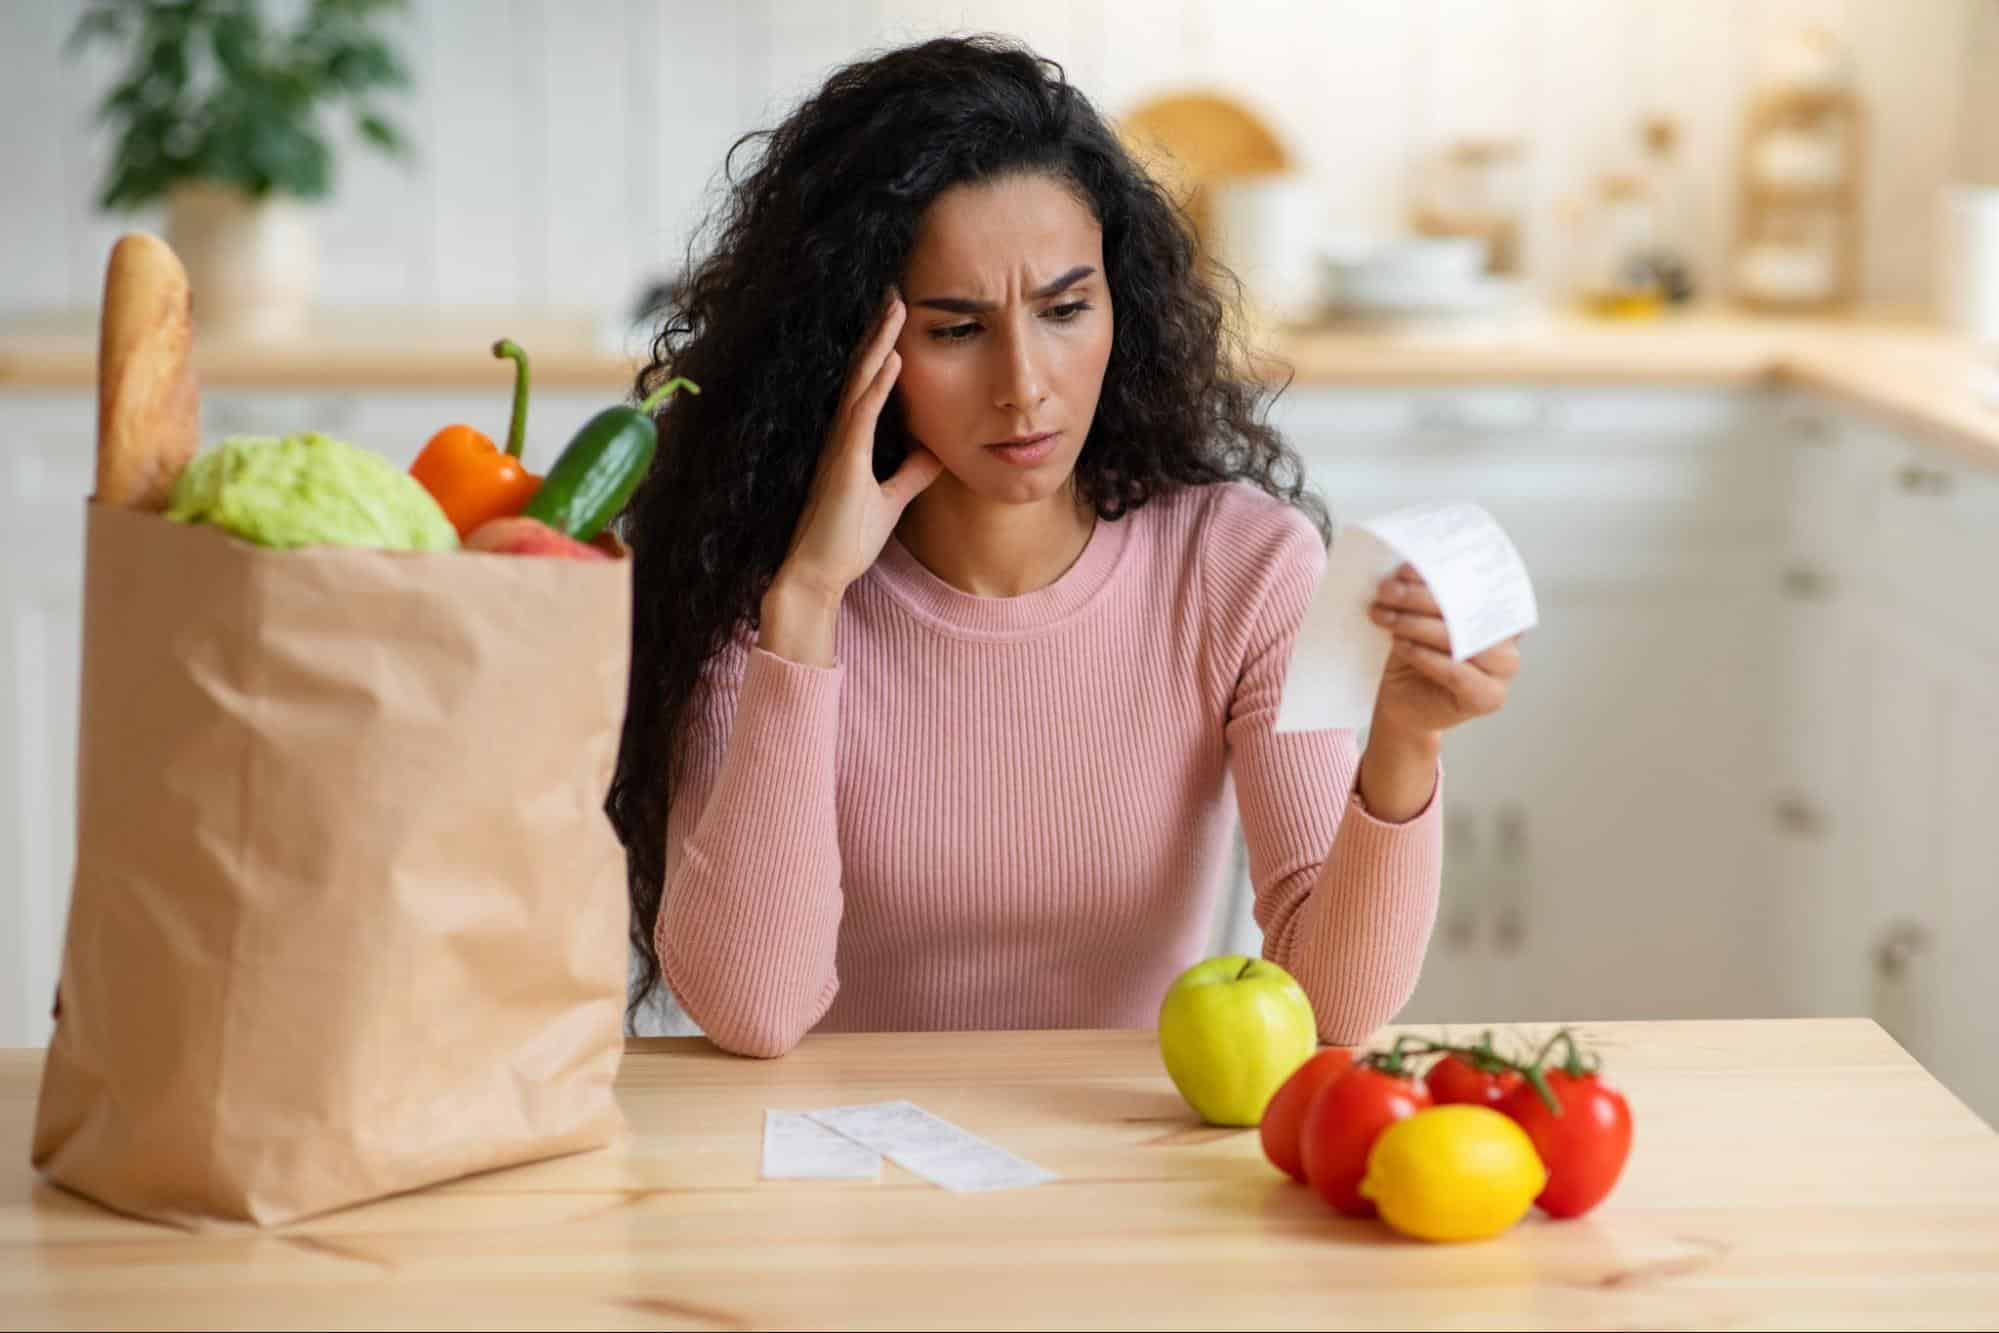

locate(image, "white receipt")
(1274, 501), (1537, 734)
(760, 1109), (883, 1180)
(804, 1101), (1058, 1193)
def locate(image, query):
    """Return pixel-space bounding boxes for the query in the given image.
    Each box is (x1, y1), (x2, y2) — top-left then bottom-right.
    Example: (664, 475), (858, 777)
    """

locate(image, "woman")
(609, 35), (1522, 1057)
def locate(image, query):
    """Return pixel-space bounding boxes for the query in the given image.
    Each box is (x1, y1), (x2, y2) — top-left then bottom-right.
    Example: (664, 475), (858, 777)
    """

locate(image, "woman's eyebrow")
(914, 265), (1097, 313)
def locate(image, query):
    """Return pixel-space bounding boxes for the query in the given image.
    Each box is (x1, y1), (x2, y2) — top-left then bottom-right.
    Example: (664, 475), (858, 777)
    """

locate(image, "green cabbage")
(167, 433), (457, 552)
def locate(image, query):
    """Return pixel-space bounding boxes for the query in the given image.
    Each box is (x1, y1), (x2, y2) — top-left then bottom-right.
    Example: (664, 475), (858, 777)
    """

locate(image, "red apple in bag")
(465, 516), (611, 561)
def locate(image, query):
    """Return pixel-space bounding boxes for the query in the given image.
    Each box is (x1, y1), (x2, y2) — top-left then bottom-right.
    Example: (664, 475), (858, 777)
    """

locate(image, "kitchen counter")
(4, 303), (1997, 468)
(3, 1018), (1997, 1329)
(1258, 307), (1999, 471)
(0, 307), (630, 393)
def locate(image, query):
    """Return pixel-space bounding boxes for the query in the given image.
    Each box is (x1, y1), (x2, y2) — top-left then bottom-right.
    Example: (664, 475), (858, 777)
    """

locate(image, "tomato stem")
(1359, 1033), (1429, 1077)
(1349, 1026), (1605, 1118)
(1462, 1029), (1515, 1075)
(1524, 1065), (1562, 1117)
(1535, 1028), (1596, 1079)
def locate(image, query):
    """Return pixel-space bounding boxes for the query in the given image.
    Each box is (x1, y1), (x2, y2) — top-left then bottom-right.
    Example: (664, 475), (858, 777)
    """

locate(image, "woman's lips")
(985, 431), (1058, 466)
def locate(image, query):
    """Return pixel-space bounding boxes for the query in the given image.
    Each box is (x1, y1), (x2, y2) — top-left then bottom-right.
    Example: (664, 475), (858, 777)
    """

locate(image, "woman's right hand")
(776, 292), (944, 601)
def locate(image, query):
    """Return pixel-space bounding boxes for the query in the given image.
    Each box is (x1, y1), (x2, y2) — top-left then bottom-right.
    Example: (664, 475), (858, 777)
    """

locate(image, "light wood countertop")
(4, 1018), (1997, 1329)
(0, 307), (631, 393)
(1256, 307), (1999, 470)
(3, 303), (1997, 468)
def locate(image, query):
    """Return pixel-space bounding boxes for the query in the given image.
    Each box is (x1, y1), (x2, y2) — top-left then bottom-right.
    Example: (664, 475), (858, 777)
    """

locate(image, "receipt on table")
(1274, 501), (1537, 734)
(804, 1101), (1057, 1193)
(760, 1109), (882, 1180)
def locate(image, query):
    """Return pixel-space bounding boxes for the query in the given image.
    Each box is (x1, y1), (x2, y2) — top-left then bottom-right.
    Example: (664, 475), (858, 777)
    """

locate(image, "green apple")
(1157, 955), (1318, 1126)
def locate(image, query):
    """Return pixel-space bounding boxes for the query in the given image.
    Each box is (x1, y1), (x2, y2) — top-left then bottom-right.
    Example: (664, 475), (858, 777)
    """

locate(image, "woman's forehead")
(905, 176), (1103, 293)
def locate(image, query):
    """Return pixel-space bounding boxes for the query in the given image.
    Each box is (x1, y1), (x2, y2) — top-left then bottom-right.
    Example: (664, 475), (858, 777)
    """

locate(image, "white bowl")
(1318, 235), (1497, 316)
(1322, 235), (1487, 283)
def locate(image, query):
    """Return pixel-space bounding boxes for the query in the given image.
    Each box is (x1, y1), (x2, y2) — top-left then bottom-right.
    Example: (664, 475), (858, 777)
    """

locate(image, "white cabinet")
(0, 385), (623, 1049)
(1230, 385), (1794, 1026)
(1768, 397), (1876, 1019)
(1844, 426), (1999, 1124)
(1766, 404), (1999, 1125)
(1, 394), (91, 1050)
(1213, 380), (1997, 1135)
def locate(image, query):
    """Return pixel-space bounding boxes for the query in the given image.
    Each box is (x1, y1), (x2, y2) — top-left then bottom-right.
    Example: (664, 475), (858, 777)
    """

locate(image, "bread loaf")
(96, 233), (200, 510)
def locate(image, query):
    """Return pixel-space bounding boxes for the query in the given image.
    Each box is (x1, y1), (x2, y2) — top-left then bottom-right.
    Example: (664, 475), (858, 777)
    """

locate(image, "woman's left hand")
(1367, 563), (1522, 738)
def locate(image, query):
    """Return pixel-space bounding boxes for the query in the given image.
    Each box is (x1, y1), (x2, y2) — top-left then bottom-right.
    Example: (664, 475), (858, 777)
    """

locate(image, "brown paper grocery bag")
(31, 503), (631, 1229)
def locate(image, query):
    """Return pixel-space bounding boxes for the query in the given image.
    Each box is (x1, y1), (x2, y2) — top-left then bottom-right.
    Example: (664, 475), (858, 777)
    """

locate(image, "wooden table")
(4, 1019), (1997, 1330)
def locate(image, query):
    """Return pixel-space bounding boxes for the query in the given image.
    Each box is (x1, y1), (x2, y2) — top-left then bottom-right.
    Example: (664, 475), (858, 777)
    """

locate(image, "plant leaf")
(326, 40), (402, 92)
(65, 4), (130, 58)
(145, 29), (189, 90)
(210, 9), (261, 81)
(77, 0), (415, 209)
(355, 111), (405, 155)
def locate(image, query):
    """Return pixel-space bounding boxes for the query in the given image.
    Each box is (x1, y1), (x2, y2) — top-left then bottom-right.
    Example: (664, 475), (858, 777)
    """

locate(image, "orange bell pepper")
(410, 339), (543, 537)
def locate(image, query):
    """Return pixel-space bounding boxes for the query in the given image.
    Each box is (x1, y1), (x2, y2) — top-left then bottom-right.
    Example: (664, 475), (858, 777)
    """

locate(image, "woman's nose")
(992, 325), (1048, 411)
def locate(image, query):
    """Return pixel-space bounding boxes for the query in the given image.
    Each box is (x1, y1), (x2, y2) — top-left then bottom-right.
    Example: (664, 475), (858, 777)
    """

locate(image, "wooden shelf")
(1733, 85), (1866, 310)
(1743, 183), (1856, 204)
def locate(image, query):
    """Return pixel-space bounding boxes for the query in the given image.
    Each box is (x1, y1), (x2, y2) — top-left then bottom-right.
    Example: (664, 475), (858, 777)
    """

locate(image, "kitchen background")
(4, 2), (1999, 1123)
(4, 0), (1997, 321)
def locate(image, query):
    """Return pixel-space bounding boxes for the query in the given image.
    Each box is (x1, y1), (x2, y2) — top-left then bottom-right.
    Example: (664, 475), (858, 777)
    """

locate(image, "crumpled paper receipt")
(1274, 501), (1538, 734)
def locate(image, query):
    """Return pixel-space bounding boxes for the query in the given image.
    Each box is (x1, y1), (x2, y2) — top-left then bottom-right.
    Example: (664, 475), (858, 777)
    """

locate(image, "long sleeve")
(656, 640), (847, 1058)
(1204, 491), (1444, 1045)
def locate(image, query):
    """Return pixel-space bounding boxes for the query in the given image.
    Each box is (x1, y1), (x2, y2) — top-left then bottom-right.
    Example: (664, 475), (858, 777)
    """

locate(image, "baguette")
(95, 233), (200, 510)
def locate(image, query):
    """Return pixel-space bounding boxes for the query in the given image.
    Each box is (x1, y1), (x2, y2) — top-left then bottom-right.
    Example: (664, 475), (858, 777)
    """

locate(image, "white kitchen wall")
(0, 0), (1980, 321)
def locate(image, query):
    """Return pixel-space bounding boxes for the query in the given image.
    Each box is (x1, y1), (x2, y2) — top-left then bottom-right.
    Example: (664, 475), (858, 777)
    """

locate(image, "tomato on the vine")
(1298, 1064), (1431, 1216)
(1423, 1051), (1522, 1108)
(1259, 1048), (1354, 1184)
(1496, 1040), (1633, 1218)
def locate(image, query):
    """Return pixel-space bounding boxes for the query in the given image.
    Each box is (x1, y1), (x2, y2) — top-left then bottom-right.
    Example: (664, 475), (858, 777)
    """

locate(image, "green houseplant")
(69, 0), (416, 337)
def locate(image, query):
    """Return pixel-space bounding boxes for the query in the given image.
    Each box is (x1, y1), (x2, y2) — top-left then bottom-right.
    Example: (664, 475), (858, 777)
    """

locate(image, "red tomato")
(1258, 1048), (1354, 1183)
(1298, 1065), (1432, 1216)
(1424, 1052), (1523, 1108)
(1497, 1070), (1634, 1218)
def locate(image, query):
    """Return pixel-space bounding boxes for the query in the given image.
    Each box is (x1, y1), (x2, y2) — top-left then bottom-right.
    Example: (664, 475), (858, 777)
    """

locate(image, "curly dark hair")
(608, 33), (1328, 1029)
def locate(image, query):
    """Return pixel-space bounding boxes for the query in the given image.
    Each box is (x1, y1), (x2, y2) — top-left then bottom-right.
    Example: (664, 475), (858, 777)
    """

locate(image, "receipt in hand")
(1273, 502), (1538, 734)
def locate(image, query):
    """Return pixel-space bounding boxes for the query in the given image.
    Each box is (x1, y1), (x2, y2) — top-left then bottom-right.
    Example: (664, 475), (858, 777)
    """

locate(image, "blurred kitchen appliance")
(1208, 173), (1327, 326)
(1636, 115), (1697, 304)
(1575, 173), (1668, 319)
(1732, 26), (1866, 311)
(1938, 184), (1999, 346)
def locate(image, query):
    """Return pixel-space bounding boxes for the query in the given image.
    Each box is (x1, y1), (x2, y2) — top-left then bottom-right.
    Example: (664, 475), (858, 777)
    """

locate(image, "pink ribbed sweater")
(656, 481), (1443, 1058)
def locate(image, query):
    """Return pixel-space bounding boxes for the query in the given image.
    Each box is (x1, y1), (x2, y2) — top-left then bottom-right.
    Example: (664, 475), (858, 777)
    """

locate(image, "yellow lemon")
(1359, 1104), (1547, 1243)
